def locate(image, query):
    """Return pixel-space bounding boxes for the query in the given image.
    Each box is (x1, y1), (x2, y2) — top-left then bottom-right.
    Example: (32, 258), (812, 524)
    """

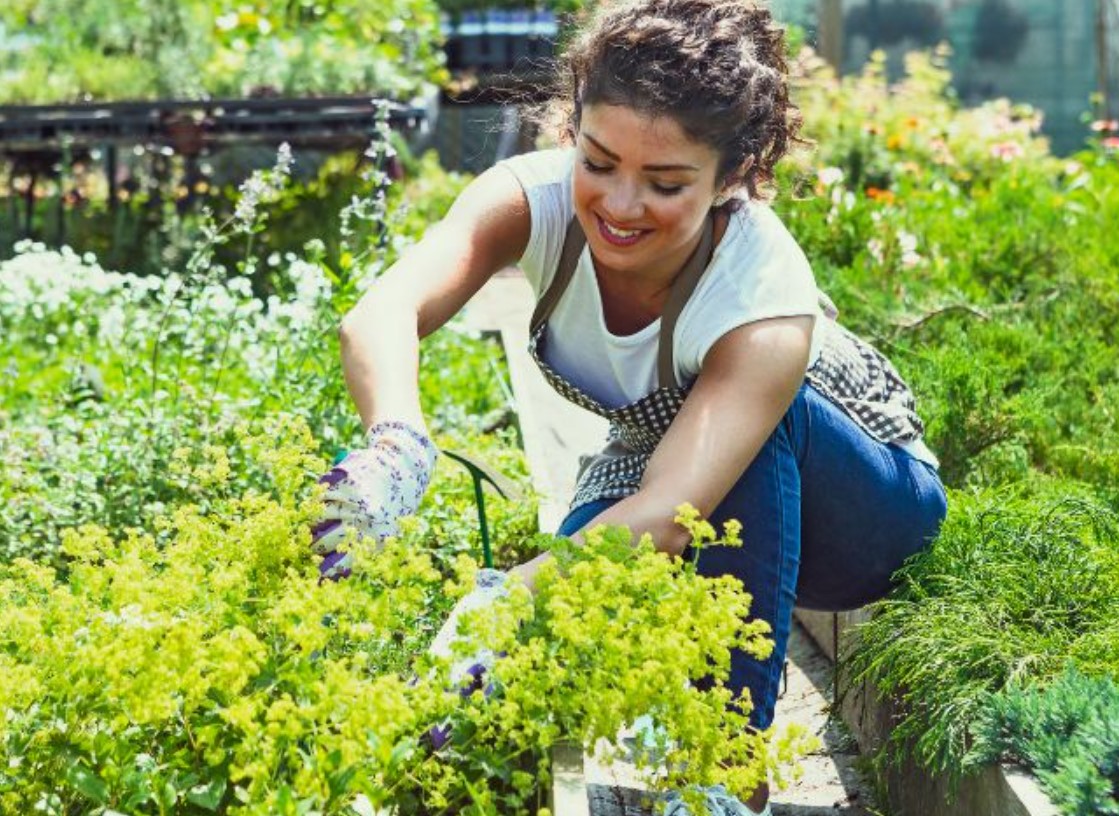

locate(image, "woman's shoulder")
(497, 147), (575, 193)
(724, 200), (803, 254)
(494, 148), (576, 295)
(687, 201), (816, 313)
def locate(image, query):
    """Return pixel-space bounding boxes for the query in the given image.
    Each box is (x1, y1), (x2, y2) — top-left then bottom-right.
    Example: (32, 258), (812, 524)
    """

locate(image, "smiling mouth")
(596, 214), (648, 246)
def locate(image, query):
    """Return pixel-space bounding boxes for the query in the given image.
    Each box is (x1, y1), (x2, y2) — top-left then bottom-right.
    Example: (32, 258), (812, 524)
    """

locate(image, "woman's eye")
(582, 157), (683, 195)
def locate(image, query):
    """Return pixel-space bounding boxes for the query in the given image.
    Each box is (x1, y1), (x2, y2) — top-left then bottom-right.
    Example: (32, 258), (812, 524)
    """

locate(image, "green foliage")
(0, 140), (506, 569)
(968, 668), (1119, 815)
(771, 50), (1119, 810)
(843, 491), (1119, 782)
(4, 27), (1119, 810)
(777, 63), (1119, 502)
(0, 429), (813, 810)
(788, 48), (1051, 193)
(0, 0), (446, 103)
(0, 136), (812, 809)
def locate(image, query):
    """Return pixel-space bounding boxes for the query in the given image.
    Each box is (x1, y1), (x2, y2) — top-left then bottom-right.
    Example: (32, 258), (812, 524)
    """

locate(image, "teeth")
(602, 220), (641, 238)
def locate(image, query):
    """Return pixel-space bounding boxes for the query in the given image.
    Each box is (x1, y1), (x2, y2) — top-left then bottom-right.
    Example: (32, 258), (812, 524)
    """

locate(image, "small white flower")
(867, 238), (885, 264)
(817, 166), (844, 187)
(898, 231), (918, 254)
(274, 142), (294, 177)
(899, 231), (923, 268)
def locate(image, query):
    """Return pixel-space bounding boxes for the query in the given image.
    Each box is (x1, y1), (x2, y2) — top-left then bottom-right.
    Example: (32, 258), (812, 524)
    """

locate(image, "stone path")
(462, 273), (879, 816)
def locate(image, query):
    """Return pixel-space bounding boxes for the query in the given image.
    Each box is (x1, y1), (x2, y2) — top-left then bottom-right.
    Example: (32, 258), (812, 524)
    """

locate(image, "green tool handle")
(332, 446), (503, 569)
(471, 473), (493, 569)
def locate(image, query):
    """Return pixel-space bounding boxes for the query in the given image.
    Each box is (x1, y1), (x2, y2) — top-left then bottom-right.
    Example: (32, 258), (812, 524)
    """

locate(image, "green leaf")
(155, 779), (178, 809)
(185, 778), (227, 811)
(65, 764), (109, 804)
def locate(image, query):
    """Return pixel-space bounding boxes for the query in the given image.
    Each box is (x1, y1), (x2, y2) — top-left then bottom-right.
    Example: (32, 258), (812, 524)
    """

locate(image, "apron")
(527, 215), (716, 511)
(527, 212), (927, 513)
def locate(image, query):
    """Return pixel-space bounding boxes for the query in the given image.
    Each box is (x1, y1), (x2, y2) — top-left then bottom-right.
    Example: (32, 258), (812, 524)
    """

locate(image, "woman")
(312, 1), (947, 812)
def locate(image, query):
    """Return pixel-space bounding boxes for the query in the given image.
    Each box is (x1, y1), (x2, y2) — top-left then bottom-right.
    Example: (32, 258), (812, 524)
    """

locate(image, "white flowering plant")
(0, 139), (518, 568)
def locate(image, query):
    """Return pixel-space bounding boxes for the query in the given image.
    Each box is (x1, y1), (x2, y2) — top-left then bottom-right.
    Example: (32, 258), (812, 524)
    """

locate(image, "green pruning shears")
(331, 447), (520, 570)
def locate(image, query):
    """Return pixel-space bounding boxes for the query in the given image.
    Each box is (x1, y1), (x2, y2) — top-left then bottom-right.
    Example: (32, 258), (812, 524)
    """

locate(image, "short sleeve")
(675, 204), (820, 381)
(495, 149), (575, 298)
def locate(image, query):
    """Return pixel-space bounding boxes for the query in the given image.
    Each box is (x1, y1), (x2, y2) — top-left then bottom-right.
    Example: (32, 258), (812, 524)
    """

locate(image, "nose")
(601, 178), (644, 222)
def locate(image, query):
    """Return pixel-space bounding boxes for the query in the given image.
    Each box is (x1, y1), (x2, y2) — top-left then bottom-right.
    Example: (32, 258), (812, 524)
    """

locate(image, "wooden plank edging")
(551, 742), (592, 816)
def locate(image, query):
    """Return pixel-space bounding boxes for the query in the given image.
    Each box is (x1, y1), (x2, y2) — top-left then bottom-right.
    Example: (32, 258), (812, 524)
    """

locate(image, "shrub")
(0, 427), (813, 811)
(844, 491), (1119, 780)
(968, 668), (1119, 816)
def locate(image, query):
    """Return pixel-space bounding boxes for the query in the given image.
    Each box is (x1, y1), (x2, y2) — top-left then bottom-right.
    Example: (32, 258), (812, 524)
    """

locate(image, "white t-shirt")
(498, 148), (823, 409)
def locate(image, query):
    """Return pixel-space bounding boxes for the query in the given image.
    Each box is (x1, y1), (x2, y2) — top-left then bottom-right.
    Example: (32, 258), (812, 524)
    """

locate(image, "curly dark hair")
(548, 0), (805, 202)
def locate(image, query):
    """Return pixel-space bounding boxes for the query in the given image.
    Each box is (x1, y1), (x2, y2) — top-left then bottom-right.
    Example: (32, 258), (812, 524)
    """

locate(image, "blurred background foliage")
(0, 0), (447, 102)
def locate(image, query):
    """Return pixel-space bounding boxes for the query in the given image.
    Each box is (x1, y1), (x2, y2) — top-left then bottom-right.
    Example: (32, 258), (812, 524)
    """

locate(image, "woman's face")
(572, 103), (725, 287)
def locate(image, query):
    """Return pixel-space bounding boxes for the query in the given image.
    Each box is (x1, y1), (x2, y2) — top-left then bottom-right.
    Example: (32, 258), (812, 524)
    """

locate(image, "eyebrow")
(583, 132), (700, 172)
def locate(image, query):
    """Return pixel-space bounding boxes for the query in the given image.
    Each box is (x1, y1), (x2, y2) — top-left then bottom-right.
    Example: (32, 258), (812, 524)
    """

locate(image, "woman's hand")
(428, 568), (513, 680)
(311, 420), (437, 580)
(425, 567), (529, 749)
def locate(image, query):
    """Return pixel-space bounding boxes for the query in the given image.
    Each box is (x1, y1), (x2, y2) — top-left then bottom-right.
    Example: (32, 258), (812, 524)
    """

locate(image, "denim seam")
(758, 432), (789, 728)
(799, 384), (812, 470)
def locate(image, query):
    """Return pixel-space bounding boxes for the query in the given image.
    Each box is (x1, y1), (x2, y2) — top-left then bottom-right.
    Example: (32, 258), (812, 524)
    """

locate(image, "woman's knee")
(797, 460), (947, 610)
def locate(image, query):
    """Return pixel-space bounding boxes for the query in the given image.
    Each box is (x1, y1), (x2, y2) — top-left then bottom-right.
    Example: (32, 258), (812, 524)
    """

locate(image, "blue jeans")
(556, 383), (947, 730)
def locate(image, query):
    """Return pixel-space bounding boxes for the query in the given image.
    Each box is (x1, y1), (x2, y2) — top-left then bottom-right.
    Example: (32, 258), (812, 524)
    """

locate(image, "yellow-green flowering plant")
(0, 416), (813, 814)
(445, 507), (819, 806)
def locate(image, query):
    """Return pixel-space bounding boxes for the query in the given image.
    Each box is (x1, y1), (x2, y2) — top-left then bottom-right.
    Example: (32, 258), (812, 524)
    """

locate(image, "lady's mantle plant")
(0, 417), (813, 814)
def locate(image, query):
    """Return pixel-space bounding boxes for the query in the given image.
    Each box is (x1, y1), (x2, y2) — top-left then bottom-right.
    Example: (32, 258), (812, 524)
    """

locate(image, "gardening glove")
(311, 420), (437, 580)
(662, 785), (771, 816)
(425, 568), (516, 749)
(429, 567), (513, 687)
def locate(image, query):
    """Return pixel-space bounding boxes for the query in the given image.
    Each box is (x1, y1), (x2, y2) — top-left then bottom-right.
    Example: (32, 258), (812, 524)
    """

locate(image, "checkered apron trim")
(527, 217), (926, 513)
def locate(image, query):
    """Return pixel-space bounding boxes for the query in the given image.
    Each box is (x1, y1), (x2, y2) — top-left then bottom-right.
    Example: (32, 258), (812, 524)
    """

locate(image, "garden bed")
(796, 609), (1059, 816)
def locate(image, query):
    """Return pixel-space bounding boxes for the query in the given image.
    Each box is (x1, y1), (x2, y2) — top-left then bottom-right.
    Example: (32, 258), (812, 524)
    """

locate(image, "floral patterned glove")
(429, 568), (511, 686)
(425, 568), (514, 749)
(311, 420), (437, 580)
(663, 785), (770, 816)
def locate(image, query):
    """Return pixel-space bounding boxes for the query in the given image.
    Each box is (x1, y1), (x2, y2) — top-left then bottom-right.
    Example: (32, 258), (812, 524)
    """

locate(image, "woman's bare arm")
(513, 314), (814, 589)
(599, 315), (813, 554)
(338, 165), (530, 432)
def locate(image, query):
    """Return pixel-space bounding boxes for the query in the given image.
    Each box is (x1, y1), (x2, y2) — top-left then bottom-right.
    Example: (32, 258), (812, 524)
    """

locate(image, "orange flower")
(886, 134), (903, 150)
(865, 187), (895, 203)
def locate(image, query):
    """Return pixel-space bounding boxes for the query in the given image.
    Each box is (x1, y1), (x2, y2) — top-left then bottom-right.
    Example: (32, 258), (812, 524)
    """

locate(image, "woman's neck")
(592, 209), (727, 336)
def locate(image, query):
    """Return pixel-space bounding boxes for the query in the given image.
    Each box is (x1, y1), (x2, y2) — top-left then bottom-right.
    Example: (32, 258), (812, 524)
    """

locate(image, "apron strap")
(530, 218), (586, 334)
(658, 213), (715, 388)
(530, 212), (716, 388)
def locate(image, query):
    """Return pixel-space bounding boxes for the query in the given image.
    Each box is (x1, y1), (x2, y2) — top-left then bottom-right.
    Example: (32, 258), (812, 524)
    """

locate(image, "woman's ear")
(715, 155), (756, 206)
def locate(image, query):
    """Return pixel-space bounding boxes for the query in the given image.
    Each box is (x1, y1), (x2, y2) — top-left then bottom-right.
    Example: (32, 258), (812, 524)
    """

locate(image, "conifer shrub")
(969, 668), (1119, 816)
